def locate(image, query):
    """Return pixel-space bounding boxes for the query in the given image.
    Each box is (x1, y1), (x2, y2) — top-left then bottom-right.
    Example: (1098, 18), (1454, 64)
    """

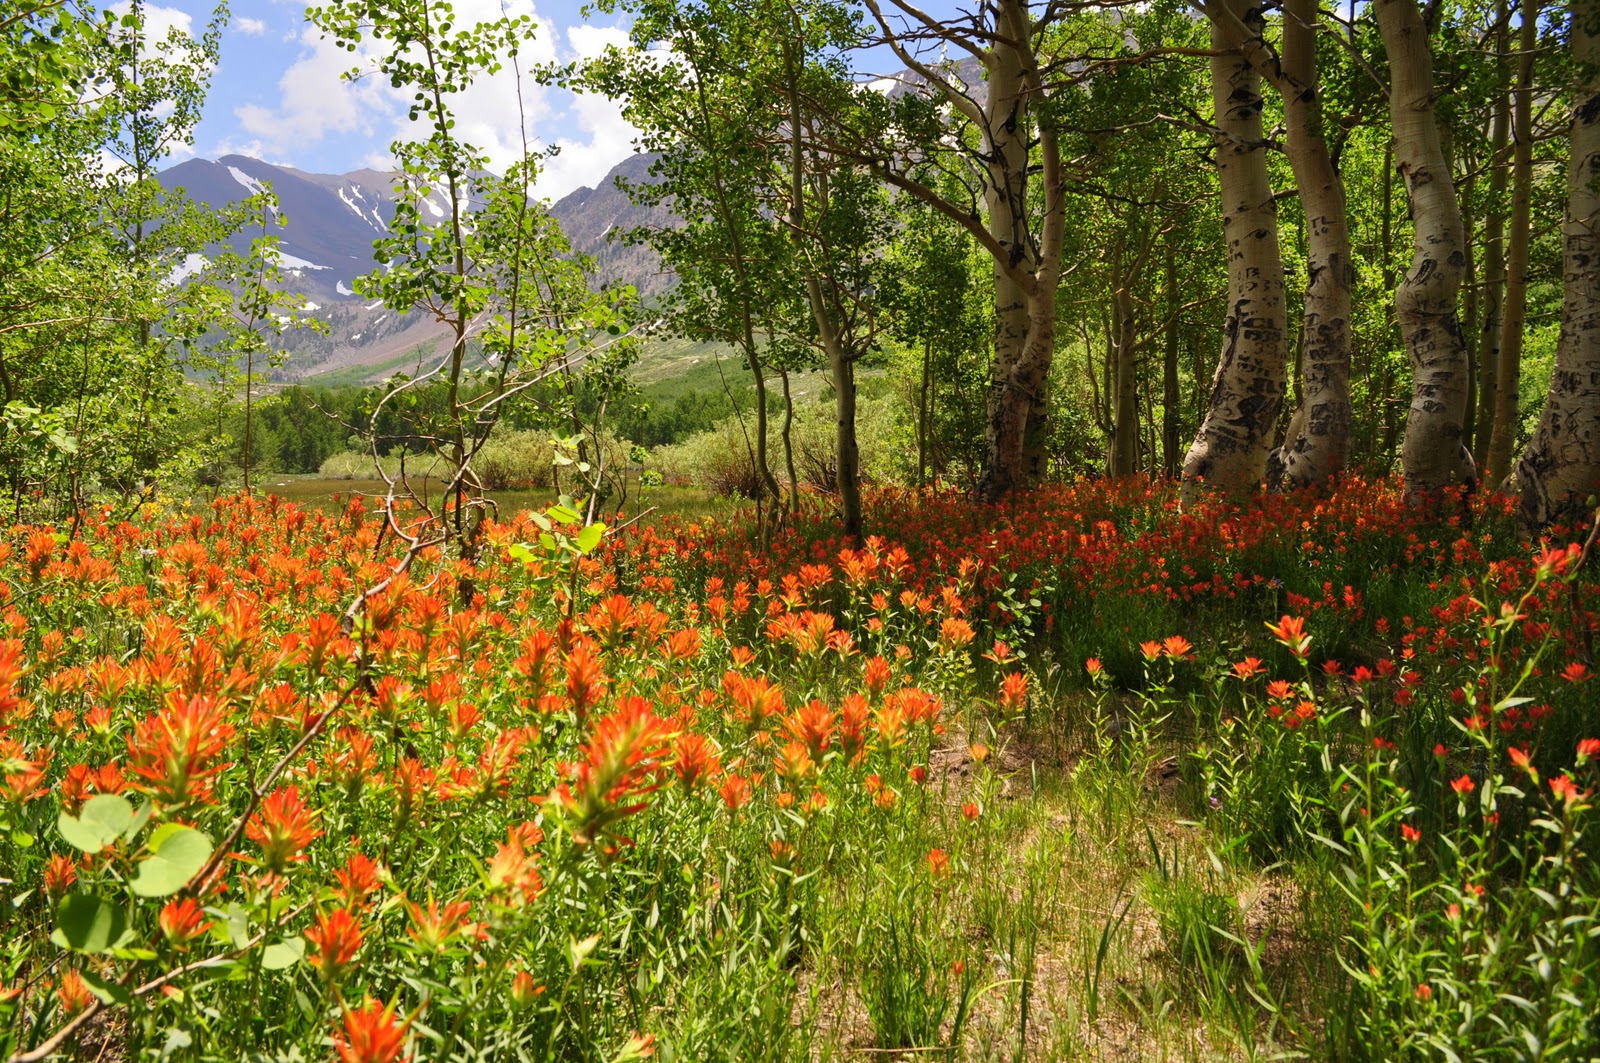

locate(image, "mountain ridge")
(158, 151), (669, 383)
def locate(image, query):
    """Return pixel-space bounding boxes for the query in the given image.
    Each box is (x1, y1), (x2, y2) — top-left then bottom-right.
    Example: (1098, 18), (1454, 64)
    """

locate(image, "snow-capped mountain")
(155, 60), (977, 383)
(157, 153), (668, 382)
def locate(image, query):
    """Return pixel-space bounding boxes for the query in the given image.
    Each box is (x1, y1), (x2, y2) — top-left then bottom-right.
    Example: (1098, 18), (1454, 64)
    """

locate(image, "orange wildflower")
(552, 696), (673, 847)
(1232, 657), (1264, 680)
(999, 672), (1028, 712)
(125, 693), (236, 810)
(718, 774), (752, 811)
(159, 898), (212, 947)
(306, 907), (363, 980)
(246, 786), (323, 872)
(1265, 615), (1311, 658)
(671, 733), (721, 790)
(333, 997), (411, 1063)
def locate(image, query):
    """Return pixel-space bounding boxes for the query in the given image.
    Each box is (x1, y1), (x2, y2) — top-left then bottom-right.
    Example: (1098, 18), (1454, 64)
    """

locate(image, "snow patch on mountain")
(168, 252), (209, 285)
(227, 165), (268, 197)
(337, 186), (388, 231)
(274, 250), (328, 270)
(337, 280), (356, 296)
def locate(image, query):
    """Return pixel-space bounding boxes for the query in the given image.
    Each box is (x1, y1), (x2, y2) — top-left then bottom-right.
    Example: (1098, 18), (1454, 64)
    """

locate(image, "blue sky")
(147, 0), (929, 200)
(147, 0), (640, 200)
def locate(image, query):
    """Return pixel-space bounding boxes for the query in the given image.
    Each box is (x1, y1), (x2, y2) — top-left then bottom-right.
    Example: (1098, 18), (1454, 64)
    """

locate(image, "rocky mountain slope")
(158, 152), (668, 383)
(158, 58), (979, 384)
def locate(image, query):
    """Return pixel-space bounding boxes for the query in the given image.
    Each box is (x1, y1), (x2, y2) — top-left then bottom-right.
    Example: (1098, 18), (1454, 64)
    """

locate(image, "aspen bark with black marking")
(859, 0), (1064, 502)
(1376, 0), (1476, 504)
(1181, 0), (1287, 504)
(1262, 0), (1354, 490)
(976, 0), (1064, 500)
(1513, 0), (1600, 528)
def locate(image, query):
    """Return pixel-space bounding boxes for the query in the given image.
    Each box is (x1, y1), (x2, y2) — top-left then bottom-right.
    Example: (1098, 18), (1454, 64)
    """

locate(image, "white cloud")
(110, 1), (193, 42)
(106, 1), (210, 74)
(234, 24), (401, 155)
(228, 2), (637, 201)
(566, 23), (631, 60)
(533, 88), (637, 202)
(236, 16), (267, 35)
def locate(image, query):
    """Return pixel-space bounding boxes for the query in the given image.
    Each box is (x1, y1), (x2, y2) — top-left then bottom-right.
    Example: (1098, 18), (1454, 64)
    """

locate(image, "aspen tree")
(1513, 0), (1600, 528)
(1375, 0), (1477, 503)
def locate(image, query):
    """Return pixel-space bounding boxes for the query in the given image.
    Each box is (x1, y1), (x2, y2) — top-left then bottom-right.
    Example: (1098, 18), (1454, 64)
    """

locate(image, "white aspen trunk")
(1181, 0), (1287, 504)
(1487, 0), (1538, 485)
(1512, 0), (1600, 528)
(974, 0), (1063, 501)
(861, 0), (1062, 501)
(1376, 0), (1477, 503)
(1264, 0), (1353, 490)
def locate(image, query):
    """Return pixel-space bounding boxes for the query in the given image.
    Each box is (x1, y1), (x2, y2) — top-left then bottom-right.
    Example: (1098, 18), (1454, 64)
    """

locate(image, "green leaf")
(125, 802), (153, 841)
(58, 794), (135, 854)
(575, 522), (606, 555)
(79, 969), (132, 1006)
(549, 503), (581, 523)
(130, 826), (212, 898)
(52, 894), (132, 953)
(225, 904), (251, 948)
(260, 936), (305, 971)
(160, 1027), (193, 1060)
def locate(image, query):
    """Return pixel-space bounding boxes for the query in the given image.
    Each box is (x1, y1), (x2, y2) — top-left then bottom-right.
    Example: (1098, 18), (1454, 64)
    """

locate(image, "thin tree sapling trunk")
(1487, 0), (1538, 486)
(1110, 282), (1139, 477)
(1475, 19), (1511, 460)
(1163, 242), (1181, 479)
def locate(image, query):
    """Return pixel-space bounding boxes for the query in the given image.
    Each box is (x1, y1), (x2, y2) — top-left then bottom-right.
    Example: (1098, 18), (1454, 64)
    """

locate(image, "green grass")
(299, 341), (447, 388)
(628, 334), (834, 402)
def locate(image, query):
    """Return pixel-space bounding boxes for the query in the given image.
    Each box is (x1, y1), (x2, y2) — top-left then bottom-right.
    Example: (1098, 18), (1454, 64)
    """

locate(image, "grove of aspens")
(2, 0), (1599, 1059)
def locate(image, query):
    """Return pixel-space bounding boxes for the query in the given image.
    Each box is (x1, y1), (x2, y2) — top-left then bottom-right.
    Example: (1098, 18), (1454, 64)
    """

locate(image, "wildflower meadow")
(1, 479), (1597, 1062)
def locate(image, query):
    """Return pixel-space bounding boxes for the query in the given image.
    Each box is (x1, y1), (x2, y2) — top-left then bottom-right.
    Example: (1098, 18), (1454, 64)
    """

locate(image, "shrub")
(652, 394), (904, 496)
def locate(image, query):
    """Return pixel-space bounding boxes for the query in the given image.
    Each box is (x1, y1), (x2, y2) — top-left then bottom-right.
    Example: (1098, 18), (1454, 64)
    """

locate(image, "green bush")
(651, 394), (907, 496)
